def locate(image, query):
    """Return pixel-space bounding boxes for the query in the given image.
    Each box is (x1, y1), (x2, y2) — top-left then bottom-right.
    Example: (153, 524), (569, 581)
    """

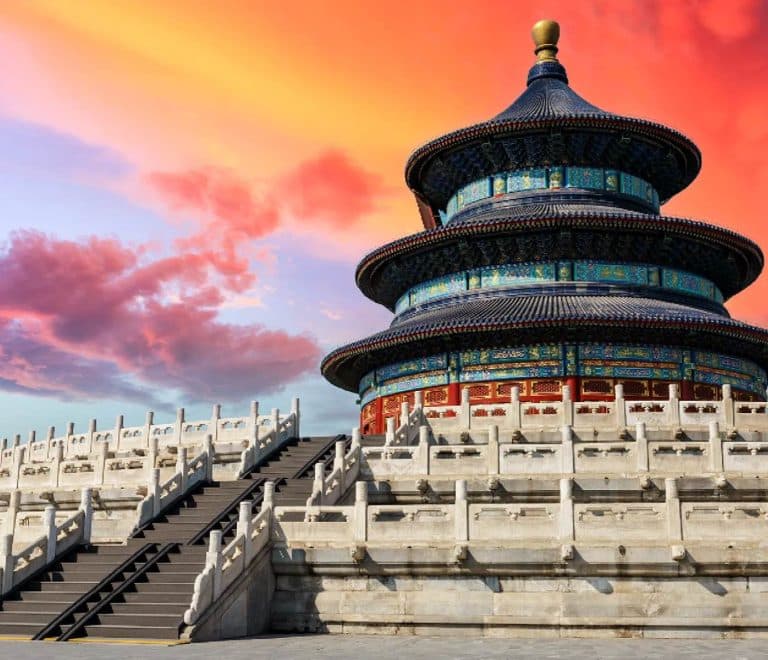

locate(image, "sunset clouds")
(0, 1), (766, 432)
(0, 230), (320, 406)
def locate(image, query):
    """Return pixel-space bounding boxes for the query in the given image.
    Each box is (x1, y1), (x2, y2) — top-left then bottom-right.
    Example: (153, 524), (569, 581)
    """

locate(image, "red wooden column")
(566, 376), (580, 401)
(447, 382), (461, 405)
(681, 379), (695, 401)
(374, 397), (384, 434)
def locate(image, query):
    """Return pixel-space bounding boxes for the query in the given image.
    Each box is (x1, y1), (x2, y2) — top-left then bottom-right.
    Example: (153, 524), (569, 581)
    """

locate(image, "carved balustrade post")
(351, 427), (361, 451)
(176, 446), (188, 493)
(721, 384), (735, 428)
(64, 425), (73, 459)
(665, 478), (684, 558)
(44, 504), (57, 564)
(12, 445), (25, 489)
(313, 463), (325, 505)
(487, 425), (500, 475)
(417, 426), (430, 475)
(614, 383), (627, 428)
(95, 441), (108, 487)
(5, 490), (20, 536)
(334, 440), (346, 492)
(400, 401), (410, 433)
(668, 384), (681, 428)
(210, 404), (221, 446)
(559, 478), (575, 546)
(0, 533), (13, 594)
(236, 500), (253, 560)
(635, 422), (649, 472)
(147, 436), (159, 481)
(509, 386), (522, 430)
(174, 408), (185, 447)
(451, 479), (469, 562)
(79, 488), (93, 545)
(291, 397), (301, 439)
(562, 385), (573, 427)
(560, 426), (574, 474)
(86, 419), (97, 455)
(51, 443), (63, 488)
(460, 388), (471, 429)
(248, 401), (260, 456)
(353, 481), (368, 545)
(203, 434), (214, 482)
(150, 468), (161, 517)
(45, 426), (55, 460)
(709, 420), (724, 473)
(207, 530), (223, 600)
(384, 417), (395, 446)
(271, 408), (280, 440)
(113, 414), (124, 453)
(143, 411), (155, 452)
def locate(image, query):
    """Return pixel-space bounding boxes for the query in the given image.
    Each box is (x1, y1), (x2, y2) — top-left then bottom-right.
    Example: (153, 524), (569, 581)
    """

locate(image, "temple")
(4, 19), (768, 644)
(322, 19), (768, 435)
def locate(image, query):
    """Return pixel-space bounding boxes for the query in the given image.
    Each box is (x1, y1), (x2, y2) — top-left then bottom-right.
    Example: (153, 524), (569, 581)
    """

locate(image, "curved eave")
(321, 315), (768, 393)
(354, 213), (764, 308)
(404, 115), (701, 215)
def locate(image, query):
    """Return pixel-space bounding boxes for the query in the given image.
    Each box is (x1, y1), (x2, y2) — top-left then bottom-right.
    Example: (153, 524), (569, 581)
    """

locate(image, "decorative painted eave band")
(354, 213), (763, 306)
(321, 317), (768, 392)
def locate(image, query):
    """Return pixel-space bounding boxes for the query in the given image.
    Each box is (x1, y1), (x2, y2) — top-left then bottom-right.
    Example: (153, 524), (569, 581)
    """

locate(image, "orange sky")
(0, 1), (766, 433)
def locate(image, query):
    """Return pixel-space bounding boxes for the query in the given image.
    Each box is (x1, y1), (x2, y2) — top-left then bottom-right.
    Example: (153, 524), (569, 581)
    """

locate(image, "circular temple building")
(322, 20), (768, 435)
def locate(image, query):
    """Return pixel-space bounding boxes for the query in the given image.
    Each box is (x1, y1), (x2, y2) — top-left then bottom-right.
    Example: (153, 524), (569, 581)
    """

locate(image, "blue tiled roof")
(386, 295), (740, 336)
(321, 294), (768, 391)
(494, 61), (607, 122)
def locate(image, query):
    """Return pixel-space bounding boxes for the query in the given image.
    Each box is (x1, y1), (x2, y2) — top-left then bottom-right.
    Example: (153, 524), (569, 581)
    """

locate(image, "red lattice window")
(361, 403), (376, 422)
(532, 380), (560, 394)
(497, 382), (524, 397)
(425, 388), (447, 404)
(582, 379), (611, 394)
(468, 384), (491, 399)
(622, 380), (648, 397)
(383, 398), (400, 412)
(651, 382), (669, 398)
(694, 385), (717, 400)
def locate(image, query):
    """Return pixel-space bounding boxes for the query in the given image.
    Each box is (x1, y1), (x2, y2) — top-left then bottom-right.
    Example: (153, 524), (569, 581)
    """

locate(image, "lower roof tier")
(355, 206), (763, 308)
(321, 294), (768, 393)
(356, 342), (767, 407)
(392, 261), (726, 319)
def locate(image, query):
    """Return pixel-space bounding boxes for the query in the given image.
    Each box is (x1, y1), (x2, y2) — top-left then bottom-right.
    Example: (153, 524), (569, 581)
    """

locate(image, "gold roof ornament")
(531, 19), (560, 62)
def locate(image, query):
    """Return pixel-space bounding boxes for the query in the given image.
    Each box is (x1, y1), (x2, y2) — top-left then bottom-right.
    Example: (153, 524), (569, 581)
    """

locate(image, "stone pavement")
(1, 636), (767, 659)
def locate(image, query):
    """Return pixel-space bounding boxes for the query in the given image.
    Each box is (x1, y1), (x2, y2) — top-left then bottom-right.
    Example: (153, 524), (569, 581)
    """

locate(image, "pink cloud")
(0, 231), (321, 404)
(146, 168), (280, 242)
(145, 149), (387, 245)
(282, 150), (387, 228)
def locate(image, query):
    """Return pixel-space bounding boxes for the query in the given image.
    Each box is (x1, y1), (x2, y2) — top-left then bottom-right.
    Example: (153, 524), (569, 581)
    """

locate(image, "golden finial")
(531, 19), (560, 62)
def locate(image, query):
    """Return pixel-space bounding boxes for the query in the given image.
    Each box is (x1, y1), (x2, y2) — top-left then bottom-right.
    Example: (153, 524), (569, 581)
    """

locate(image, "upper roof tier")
(405, 20), (702, 229)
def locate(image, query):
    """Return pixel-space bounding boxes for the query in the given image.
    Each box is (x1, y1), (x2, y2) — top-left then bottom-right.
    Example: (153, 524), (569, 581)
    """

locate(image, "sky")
(0, 0), (766, 440)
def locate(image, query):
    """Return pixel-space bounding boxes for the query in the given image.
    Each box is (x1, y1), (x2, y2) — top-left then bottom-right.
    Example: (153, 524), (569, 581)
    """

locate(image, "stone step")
(120, 591), (191, 604)
(0, 622), (38, 637)
(107, 602), (188, 616)
(77, 623), (180, 640)
(0, 611), (63, 625)
(31, 580), (98, 593)
(131, 580), (195, 594)
(93, 612), (182, 627)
